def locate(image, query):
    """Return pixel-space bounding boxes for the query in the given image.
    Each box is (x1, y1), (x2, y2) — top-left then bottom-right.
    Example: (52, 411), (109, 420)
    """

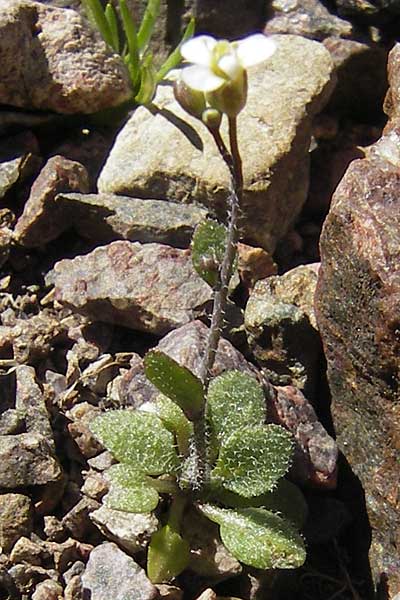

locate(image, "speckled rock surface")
(98, 35), (335, 252)
(46, 241), (213, 335)
(0, 494), (33, 552)
(14, 156), (89, 247)
(56, 192), (209, 247)
(0, 0), (132, 113)
(384, 43), (400, 119)
(315, 124), (400, 593)
(81, 542), (158, 600)
(245, 264), (322, 399)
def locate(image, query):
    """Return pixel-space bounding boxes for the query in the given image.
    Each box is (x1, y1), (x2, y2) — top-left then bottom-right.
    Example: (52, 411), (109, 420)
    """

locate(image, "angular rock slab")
(98, 35), (334, 252)
(46, 241), (212, 335)
(82, 542), (157, 600)
(0, 0), (131, 113)
(315, 127), (400, 594)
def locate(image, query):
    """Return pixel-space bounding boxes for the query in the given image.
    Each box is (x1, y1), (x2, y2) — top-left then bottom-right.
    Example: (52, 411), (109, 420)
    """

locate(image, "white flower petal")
(235, 34), (276, 68)
(218, 53), (241, 80)
(181, 65), (225, 92)
(180, 35), (217, 66)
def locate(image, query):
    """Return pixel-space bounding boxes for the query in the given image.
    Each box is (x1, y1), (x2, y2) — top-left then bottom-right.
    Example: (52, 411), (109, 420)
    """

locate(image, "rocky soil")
(0, 1), (399, 599)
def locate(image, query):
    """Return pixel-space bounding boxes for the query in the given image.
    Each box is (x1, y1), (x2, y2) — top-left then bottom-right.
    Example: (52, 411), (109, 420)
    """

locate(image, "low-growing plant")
(82, 0), (195, 104)
(90, 32), (307, 584)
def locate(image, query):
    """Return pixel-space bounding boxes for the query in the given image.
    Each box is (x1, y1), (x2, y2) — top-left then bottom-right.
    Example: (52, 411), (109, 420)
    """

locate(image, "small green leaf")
(156, 16), (195, 82)
(118, 0), (140, 90)
(198, 504), (306, 569)
(210, 478), (308, 529)
(82, 0), (114, 48)
(150, 394), (193, 456)
(207, 370), (266, 444)
(134, 54), (157, 105)
(105, 3), (120, 53)
(191, 220), (227, 287)
(147, 524), (190, 582)
(104, 464), (159, 512)
(137, 0), (160, 53)
(90, 409), (180, 475)
(212, 424), (293, 497)
(144, 351), (204, 420)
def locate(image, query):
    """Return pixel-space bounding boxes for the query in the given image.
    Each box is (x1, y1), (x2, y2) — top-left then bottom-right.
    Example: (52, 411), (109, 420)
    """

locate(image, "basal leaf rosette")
(104, 463), (160, 513)
(211, 424), (293, 498)
(198, 504), (306, 569)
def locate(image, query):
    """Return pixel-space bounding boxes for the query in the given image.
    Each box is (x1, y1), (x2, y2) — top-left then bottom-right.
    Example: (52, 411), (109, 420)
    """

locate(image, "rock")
(244, 264), (322, 398)
(81, 470), (108, 501)
(43, 516), (66, 542)
(66, 402), (103, 460)
(81, 542), (158, 600)
(63, 560), (85, 584)
(237, 242), (277, 291)
(189, 0), (265, 39)
(0, 227), (12, 268)
(32, 579), (64, 600)
(0, 0), (131, 113)
(271, 386), (338, 488)
(98, 36), (334, 252)
(384, 43), (400, 120)
(156, 584), (184, 600)
(0, 494), (33, 552)
(335, 0), (400, 21)
(15, 365), (54, 447)
(14, 156), (89, 247)
(62, 497), (100, 540)
(323, 37), (388, 120)
(41, 538), (92, 573)
(64, 574), (83, 600)
(315, 124), (400, 594)
(0, 409), (25, 435)
(182, 508), (241, 581)
(0, 131), (41, 200)
(56, 192), (208, 248)
(264, 0), (353, 40)
(0, 310), (63, 364)
(46, 241), (212, 335)
(195, 590), (217, 600)
(10, 537), (49, 566)
(90, 506), (159, 554)
(8, 564), (59, 595)
(0, 433), (62, 487)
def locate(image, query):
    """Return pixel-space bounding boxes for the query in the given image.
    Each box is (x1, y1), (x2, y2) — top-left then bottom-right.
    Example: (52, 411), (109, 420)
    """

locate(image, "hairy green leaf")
(207, 370), (266, 444)
(147, 524), (190, 582)
(144, 351), (204, 420)
(212, 424), (293, 497)
(90, 409), (180, 475)
(199, 504), (306, 569)
(147, 394), (193, 456)
(210, 478), (308, 529)
(156, 17), (195, 82)
(104, 464), (159, 512)
(137, 0), (160, 53)
(191, 219), (227, 287)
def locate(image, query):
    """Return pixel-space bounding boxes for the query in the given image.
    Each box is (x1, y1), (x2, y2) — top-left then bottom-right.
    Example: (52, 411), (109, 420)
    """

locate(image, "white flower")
(180, 33), (276, 93)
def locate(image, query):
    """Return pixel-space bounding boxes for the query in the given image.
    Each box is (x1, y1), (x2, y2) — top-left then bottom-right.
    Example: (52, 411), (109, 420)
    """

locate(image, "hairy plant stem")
(192, 117), (243, 494)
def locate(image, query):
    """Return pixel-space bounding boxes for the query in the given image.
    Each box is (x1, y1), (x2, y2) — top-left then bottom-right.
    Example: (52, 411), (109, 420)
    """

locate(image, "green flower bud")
(201, 107), (222, 131)
(206, 70), (248, 117)
(174, 78), (207, 120)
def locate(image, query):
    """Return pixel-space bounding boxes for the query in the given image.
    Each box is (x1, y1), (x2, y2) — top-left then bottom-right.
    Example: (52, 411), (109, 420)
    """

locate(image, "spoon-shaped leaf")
(147, 524), (190, 582)
(191, 219), (227, 287)
(212, 424), (293, 497)
(198, 504), (306, 569)
(90, 409), (180, 475)
(144, 350), (204, 420)
(104, 464), (159, 513)
(207, 370), (266, 444)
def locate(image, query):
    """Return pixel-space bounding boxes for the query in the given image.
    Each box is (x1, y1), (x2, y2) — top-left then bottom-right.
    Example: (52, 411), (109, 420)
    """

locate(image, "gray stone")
(98, 35), (334, 252)
(62, 497), (100, 539)
(0, 131), (41, 199)
(46, 241), (212, 335)
(156, 584), (183, 600)
(64, 574), (83, 600)
(244, 264), (322, 398)
(315, 123), (400, 594)
(265, 0), (353, 40)
(56, 192), (209, 247)
(384, 43), (400, 119)
(0, 228), (12, 268)
(0, 409), (24, 435)
(32, 579), (64, 600)
(14, 156), (89, 247)
(15, 365), (54, 447)
(0, 494), (33, 552)
(0, 0), (131, 113)
(90, 505), (159, 554)
(8, 564), (58, 595)
(81, 542), (158, 600)
(10, 537), (48, 566)
(0, 433), (62, 487)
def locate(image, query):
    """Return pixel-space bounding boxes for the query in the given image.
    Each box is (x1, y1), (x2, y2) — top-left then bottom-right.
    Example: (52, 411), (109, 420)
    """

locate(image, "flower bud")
(174, 77), (207, 120)
(206, 70), (248, 117)
(201, 107), (222, 131)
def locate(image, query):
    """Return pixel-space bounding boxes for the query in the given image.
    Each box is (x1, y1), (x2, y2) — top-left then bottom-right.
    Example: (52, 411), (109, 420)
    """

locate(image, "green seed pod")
(174, 77), (207, 120)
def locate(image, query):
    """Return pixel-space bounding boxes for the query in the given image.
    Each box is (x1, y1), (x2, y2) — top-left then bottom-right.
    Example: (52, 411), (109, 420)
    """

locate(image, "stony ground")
(0, 1), (399, 599)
